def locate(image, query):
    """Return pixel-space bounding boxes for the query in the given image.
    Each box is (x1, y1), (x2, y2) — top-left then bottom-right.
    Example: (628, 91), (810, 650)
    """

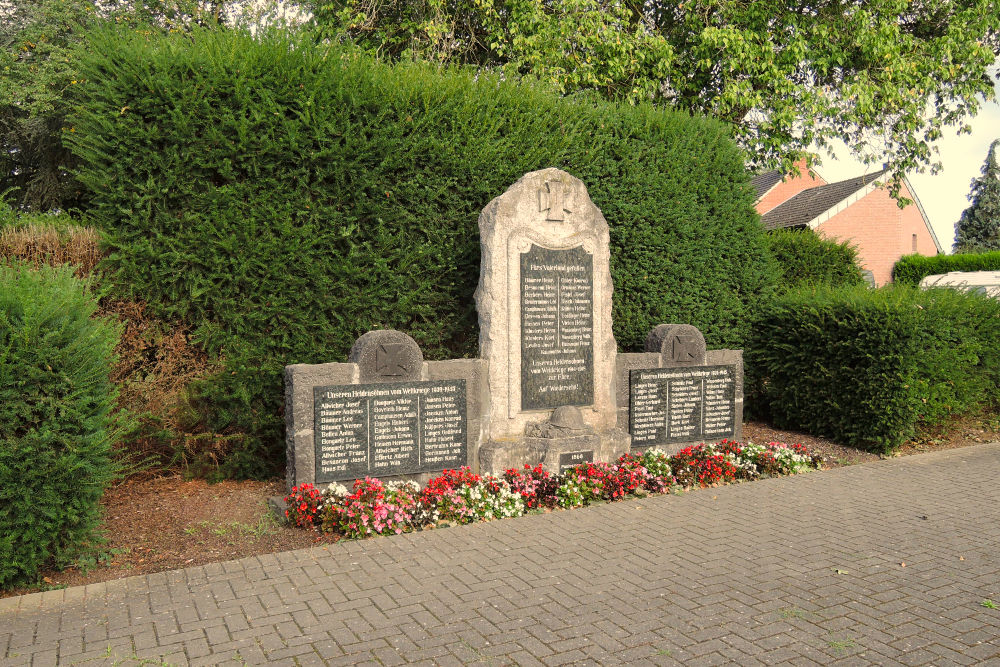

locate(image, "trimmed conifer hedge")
(749, 285), (1000, 453)
(67, 28), (774, 476)
(765, 229), (864, 292)
(893, 251), (1000, 286)
(0, 264), (120, 588)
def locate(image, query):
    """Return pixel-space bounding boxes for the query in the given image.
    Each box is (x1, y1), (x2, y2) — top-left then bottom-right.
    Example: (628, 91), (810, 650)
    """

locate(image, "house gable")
(754, 160), (827, 215)
(813, 179), (939, 286)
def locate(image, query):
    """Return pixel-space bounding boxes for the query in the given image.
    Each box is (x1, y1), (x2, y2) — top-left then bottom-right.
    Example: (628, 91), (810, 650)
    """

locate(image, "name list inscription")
(313, 380), (466, 482)
(520, 244), (594, 410)
(629, 366), (736, 446)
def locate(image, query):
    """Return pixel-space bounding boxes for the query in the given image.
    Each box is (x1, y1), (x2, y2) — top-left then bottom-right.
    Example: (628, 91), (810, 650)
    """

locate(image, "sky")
(814, 78), (1000, 254)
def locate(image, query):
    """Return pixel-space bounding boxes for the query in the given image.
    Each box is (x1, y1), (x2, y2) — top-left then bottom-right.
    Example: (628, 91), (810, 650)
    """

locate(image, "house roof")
(760, 168), (888, 230)
(750, 170), (783, 200)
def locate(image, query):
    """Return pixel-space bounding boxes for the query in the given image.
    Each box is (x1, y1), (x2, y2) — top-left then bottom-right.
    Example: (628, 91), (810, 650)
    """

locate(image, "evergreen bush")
(0, 264), (120, 588)
(67, 27), (773, 476)
(749, 285), (1000, 453)
(765, 229), (864, 292)
(893, 251), (1000, 286)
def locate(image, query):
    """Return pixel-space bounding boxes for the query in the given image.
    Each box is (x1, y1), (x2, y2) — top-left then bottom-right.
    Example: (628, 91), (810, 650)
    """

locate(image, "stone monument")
(475, 168), (629, 473)
(616, 324), (743, 454)
(283, 330), (488, 490)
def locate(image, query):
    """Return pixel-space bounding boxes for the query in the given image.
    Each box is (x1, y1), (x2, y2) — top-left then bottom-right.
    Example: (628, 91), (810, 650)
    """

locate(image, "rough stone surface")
(349, 329), (423, 384)
(284, 361), (357, 491)
(614, 352), (660, 428)
(645, 323), (707, 366)
(525, 406), (592, 438)
(7, 444), (1000, 665)
(475, 168), (618, 441)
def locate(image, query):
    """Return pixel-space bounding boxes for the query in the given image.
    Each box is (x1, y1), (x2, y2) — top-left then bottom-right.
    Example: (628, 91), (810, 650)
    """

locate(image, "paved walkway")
(4, 444), (1000, 666)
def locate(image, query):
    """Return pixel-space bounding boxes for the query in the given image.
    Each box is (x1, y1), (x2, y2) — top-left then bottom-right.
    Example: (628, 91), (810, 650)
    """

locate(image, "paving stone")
(5, 443), (1000, 664)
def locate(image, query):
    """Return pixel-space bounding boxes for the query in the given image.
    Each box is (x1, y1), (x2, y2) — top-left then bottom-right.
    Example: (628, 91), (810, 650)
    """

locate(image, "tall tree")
(0, 0), (235, 212)
(954, 139), (1000, 253)
(312, 0), (1000, 189)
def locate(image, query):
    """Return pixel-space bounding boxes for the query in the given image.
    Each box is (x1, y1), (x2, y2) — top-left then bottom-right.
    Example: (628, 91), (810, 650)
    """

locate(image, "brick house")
(752, 164), (943, 285)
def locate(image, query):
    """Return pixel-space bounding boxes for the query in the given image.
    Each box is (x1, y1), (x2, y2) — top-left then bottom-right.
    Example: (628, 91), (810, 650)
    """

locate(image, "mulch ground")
(5, 417), (1000, 599)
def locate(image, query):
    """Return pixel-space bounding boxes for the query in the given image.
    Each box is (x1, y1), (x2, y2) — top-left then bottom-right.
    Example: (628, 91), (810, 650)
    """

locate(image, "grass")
(183, 508), (279, 544)
(826, 637), (857, 654)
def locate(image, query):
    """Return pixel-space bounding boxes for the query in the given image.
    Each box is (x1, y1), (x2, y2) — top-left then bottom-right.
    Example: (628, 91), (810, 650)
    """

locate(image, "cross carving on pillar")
(538, 180), (571, 221)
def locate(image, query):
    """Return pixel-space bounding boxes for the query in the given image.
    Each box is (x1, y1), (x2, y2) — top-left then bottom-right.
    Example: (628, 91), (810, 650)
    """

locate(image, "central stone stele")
(475, 168), (629, 473)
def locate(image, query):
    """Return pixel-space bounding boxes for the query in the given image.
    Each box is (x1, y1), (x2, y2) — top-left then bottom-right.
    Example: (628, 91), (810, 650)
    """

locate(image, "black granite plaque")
(558, 450), (594, 473)
(520, 244), (594, 410)
(629, 365), (736, 447)
(313, 380), (467, 482)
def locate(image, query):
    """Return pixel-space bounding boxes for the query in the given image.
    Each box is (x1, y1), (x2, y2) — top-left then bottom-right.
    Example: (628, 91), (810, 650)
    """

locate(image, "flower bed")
(284, 441), (822, 538)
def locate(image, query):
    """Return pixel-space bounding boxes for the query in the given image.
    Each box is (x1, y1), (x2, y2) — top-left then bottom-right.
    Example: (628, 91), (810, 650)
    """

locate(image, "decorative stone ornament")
(349, 329), (423, 383)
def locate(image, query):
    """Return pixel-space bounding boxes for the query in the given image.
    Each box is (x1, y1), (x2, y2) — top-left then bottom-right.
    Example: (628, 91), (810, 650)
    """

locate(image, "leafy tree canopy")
(0, 0), (261, 211)
(312, 0), (1000, 190)
(954, 139), (1000, 253)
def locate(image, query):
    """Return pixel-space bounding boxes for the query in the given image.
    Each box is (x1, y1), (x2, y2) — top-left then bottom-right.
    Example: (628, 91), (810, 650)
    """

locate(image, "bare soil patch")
(5, 416), (999, 599)
(1, 478), (322, 599)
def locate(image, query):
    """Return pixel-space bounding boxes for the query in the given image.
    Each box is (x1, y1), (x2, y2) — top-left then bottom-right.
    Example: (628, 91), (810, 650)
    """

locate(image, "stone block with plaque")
(616, 324), (743, 455)
(283, 330), (487, 491)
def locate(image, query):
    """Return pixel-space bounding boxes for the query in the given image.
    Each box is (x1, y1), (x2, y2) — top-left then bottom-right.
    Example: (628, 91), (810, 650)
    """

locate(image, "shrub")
(0, 263), (120, 588)
(765, 228), (864, 292)
(892, 251), (1000, 286)
(749, 284), (1000, 453)
(0, 200), (103, 276)
(68, 27), (773, 476)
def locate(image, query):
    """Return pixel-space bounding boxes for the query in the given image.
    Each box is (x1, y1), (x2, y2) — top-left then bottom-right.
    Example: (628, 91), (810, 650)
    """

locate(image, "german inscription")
(520, 244), (594, 410)
(313, 380), (466, 482)
(558, 450), (594, 473)
(629, 366), (736, 446)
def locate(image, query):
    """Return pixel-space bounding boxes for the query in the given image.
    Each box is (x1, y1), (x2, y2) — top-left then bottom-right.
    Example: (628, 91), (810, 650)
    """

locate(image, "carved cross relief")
(375, 343), (411, 376)
(538, 181), (572, 221)
(670, 335), (701, 363)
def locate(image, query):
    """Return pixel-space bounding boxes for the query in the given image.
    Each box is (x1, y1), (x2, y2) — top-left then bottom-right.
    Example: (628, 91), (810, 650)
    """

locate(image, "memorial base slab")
(478, 406), (631, 475)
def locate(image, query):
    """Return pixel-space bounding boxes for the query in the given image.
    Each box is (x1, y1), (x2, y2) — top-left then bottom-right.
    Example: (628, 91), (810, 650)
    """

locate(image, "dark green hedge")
(749, 285), (1000, 453)
(0, 264), (120, 588)
(67, 28), (773, 477)
(893, 251), (1000, 286)
(765, 229), (864, 292)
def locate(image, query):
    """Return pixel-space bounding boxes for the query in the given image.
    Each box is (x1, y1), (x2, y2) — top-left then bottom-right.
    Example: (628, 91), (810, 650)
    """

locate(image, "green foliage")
(67, 27), (772, 476)
(764, 229), (864, 292)
(312, 0), (1000, 187)
(892, 251), (1000, 286)
(0, 263), (121, 588)
(0, 0), (96, 210)
(749, 285), (1000, 454)
(954, 140), (1000, 253)
(0, 0), (242, 212)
